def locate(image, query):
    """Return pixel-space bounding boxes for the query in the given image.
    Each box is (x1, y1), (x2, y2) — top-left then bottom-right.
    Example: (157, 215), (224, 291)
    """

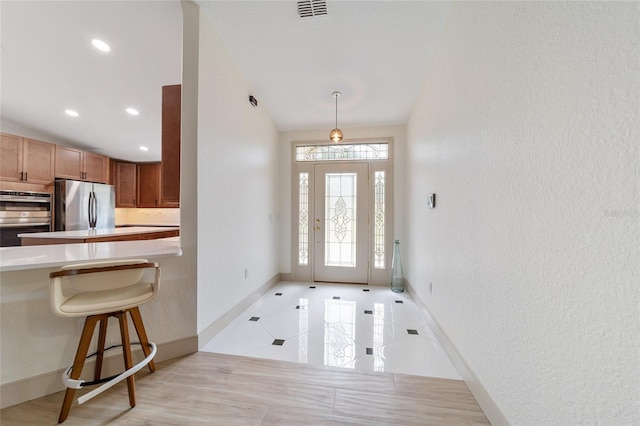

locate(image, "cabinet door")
(83, 152), (108, 183)
(137, 163), (161, 207)
(161, 84), (181, 206)
(22, 138), (55, 184)
(116, 162), (137, 207)
(54, 145), (83, 180)
(0, 133), (23, 182)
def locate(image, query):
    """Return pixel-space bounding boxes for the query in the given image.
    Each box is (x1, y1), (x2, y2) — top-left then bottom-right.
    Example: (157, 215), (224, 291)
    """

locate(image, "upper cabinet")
(116, 161), (174, 208)
(0, 133), (55, 184)
(55, 146), (108, 183)
(114, 161), (137, 207)
(83, 152), (109, 183)
(137, 162), (161, 207)
(161, 84), (180, 207)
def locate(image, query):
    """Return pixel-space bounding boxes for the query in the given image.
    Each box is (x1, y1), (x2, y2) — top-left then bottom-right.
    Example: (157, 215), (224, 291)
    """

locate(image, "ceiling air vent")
(297, 0), (327, 18)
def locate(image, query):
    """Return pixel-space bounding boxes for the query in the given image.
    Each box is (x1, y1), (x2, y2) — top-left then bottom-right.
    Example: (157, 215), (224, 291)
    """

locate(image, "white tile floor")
(201, 282), (461, 379)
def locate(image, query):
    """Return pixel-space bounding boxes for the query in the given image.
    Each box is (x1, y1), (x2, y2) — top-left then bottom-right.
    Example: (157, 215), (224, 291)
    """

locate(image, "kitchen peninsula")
(0, 235), (186, 408)
(18, 226), (179, 246)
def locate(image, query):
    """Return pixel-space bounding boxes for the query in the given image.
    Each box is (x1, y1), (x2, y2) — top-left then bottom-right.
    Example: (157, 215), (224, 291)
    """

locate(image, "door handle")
(315, 226), (321, 231)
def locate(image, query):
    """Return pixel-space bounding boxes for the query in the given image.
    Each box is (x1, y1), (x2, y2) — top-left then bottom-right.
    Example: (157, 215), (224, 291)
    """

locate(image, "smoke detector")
(297, 0), (327, 18)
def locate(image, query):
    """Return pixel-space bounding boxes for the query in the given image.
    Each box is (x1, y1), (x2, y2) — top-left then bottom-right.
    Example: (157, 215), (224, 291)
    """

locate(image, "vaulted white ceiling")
(198, 1), (451, 132)
(0, 1), (451, 162)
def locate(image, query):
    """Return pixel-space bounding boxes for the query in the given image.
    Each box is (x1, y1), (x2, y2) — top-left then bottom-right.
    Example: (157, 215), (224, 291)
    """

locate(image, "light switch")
(428, 194), (436, 209)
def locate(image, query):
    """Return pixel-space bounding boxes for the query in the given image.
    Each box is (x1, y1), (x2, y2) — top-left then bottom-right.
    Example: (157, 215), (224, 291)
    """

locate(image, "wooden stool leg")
(58, 314), (103, 423)
(128, 307), (156, 372)
(117, 311), (136, 408)
(94, 318), (108, 382)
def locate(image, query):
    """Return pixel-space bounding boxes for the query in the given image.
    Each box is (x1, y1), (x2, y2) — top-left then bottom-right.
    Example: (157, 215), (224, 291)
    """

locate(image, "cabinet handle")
(155, 199), (158, 206)
(24, 172), (27, 181)
(19, 171), (23, 181)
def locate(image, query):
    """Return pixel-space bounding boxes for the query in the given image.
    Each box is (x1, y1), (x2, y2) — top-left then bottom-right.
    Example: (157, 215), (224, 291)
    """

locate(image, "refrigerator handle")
(88, 191), (98, 229)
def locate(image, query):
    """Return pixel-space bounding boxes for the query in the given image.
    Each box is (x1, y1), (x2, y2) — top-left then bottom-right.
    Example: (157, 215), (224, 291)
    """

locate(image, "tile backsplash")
(115, 208), (180, 226)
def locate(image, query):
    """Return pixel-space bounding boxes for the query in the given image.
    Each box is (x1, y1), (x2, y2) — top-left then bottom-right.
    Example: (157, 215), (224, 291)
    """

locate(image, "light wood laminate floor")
(0, 352), (489, 425)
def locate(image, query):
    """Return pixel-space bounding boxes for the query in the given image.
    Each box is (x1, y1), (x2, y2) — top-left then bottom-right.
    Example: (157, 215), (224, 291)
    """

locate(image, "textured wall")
(196, 9), (280, 334)
(405, 2), (639, 424)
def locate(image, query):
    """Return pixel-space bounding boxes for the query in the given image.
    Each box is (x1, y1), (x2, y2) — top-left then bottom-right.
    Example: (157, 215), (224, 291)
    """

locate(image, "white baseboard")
(0, 335), (198, 409)
(279, 272), (292, 282)
(197, 273), (280, 348)
(405, 280), (510, 426)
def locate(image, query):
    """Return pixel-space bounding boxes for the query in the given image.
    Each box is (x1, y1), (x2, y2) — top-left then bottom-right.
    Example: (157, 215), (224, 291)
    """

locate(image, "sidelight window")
(298, 172), (309, 265)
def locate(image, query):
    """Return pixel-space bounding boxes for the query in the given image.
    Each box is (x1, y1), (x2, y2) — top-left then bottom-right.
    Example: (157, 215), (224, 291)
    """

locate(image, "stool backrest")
(58, 259), (150, 292)
(49, 259), (160, 318)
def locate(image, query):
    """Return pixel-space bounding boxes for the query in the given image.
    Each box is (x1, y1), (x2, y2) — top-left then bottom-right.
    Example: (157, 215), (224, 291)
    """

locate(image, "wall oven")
(0, 190), (52, 247)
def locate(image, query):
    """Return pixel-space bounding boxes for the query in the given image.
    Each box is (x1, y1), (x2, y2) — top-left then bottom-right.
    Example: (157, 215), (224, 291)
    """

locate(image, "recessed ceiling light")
(126, 108), (139, 116)
(65, 109), (79, 117)
(139, 146), (149, 152)
(91, 38), (110, 52)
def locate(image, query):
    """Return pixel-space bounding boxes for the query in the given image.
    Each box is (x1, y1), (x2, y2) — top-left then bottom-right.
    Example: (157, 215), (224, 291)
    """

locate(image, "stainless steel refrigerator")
(55, 180), (115, 231)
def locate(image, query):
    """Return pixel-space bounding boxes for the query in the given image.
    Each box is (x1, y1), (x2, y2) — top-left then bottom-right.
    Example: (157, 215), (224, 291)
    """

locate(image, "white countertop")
(18, 226), (179, 239)
(0, 238), (182, 272)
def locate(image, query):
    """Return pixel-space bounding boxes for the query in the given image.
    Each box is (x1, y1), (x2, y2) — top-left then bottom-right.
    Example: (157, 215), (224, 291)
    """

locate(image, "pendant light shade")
(329, 91), (343, 143)
(329, 128), (343, 143)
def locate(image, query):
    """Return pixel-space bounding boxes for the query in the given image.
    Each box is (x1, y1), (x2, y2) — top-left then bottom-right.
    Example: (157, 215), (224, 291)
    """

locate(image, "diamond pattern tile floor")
(201, 282), (461, 379)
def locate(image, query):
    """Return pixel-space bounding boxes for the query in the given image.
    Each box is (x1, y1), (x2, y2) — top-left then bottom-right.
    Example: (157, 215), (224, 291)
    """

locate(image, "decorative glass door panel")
(314, 163), (368, 283)
(325, 172), (357, 267)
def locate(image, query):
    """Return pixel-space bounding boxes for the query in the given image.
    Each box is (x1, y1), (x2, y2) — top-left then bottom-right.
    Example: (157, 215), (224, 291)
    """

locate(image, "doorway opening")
(291, 140), (393, 285)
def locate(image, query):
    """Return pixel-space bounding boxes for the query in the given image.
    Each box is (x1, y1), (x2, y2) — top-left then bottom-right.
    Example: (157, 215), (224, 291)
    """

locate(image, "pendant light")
(329, 91), (343, 143)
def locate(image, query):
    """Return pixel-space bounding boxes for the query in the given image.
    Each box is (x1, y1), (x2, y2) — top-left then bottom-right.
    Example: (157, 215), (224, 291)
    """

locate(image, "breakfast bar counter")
(0, 237), (181, 272)
(0, 235), (187, 409)
(18, 226), (180, 246)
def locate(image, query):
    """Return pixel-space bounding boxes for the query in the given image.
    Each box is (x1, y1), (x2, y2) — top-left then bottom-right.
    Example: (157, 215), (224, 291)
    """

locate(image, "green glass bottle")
(391, 240), (404, 293)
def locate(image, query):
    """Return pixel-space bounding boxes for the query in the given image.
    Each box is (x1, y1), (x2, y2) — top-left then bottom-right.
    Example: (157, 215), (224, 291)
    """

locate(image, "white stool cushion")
(59, 283), (154, 316)
(50, 259), (160, 318)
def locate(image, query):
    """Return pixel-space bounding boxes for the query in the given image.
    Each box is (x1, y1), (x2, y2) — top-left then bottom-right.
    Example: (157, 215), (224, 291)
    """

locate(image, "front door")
(313, 163), (369, 283)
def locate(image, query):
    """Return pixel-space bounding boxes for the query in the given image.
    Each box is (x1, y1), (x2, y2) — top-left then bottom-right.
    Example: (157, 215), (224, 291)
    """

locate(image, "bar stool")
(49, 259), (160, 423)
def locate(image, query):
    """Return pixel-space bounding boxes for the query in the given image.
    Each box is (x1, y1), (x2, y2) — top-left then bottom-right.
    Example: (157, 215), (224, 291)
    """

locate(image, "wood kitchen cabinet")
(137, 162), (162, 207)
(0, 133), (55, 184)
(115, 161), (137, 207)
(55, 146), (109, 183)
(83, 152), (109, 183)
(115, 161), (176, 208)
(161, 84), (180, 207)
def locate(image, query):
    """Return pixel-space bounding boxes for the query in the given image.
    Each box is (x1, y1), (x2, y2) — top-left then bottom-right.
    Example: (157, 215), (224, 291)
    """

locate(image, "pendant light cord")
(335, 93), (338, 128)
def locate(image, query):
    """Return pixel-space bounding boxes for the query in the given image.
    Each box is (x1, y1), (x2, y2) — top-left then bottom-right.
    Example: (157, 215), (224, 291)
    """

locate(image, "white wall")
(279, 126), (406, 276)
(196, 10), (280, 335)
(405, 2), (639, 424)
